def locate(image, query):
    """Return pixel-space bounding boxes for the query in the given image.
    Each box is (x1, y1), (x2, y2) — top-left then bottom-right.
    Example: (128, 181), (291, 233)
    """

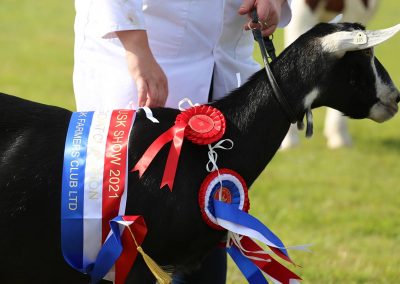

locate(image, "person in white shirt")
(73, 0), (292, 283)
(74, 0), (292, 110)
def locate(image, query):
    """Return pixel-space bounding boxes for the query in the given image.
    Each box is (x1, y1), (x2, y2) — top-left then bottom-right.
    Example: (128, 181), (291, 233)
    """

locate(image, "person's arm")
(85, 0), (168, 107)
(116, 30), (168, 107)
(239, 0), (291, 36)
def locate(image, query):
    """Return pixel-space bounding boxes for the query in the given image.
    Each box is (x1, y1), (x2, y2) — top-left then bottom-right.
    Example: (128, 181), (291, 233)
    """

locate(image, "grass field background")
(0, 1), (399, 283)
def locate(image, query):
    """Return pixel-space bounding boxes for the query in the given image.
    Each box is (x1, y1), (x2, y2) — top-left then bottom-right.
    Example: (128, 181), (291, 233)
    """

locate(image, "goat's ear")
(321, 24), (400, 57)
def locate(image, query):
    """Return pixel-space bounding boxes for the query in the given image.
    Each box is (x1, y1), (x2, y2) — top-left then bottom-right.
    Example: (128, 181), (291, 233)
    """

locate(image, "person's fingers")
(145, 82), (158, 107)
(261, 24), (277, 37)
(243, 18), (273, 33)
(255, 0), (270, 22)
(160, 79), (168, 107)
(238, 0), (255, 15)
(262, 7), (279, 36)
(133, 66), (168, 108)
(152, 72), (168, 107)
(145, 76), (167, 108)
(136, 78), (148, 107)
(145, 96), (154, 108)
(243, 0), (280, 36)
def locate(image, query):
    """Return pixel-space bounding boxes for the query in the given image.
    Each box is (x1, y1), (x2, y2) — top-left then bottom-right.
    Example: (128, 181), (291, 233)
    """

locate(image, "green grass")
(0, 0), (75, 109)
(1, 1), (399, 283)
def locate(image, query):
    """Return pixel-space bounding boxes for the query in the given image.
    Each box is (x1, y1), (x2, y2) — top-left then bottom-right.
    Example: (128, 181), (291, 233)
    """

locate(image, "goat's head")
(283, 22), (400, 123)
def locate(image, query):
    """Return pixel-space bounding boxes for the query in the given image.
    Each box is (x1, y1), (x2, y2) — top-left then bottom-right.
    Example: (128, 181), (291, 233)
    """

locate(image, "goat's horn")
(364, 24), (400, 48)
(322, 23), (400, 54)
(329, 14), (343, 24)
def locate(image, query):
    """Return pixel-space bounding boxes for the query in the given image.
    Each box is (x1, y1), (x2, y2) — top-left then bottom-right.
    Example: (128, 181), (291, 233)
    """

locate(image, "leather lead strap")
(251, 11), (297, 124)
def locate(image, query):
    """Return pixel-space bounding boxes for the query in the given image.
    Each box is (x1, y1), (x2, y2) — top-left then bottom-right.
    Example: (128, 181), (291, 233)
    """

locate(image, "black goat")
(0, 23), (399, 283)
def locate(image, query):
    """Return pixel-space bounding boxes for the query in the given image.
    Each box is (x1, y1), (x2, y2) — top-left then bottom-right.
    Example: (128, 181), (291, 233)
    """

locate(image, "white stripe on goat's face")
(320, 31), (349, 58)
(320, 24), (400, 57)
(303, 88), (320, 109)
(368, 54), (399, 122)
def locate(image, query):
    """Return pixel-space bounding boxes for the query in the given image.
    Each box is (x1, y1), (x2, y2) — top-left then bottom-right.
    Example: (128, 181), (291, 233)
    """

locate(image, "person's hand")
(116, 30), (168, 108)
(239, 0), (286, 36)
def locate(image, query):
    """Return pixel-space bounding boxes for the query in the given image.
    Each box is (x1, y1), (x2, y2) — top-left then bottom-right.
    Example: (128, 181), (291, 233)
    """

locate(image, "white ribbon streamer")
(141, 106), (159, 123)
(127, 101), (159, 123)
(206, 139), (234, 200)
(226, 231), (300, 284)
(227, 232), (305, 284)
(83, 111), (112, 267)
(206, 139), (234, 173)
(227, 232), (272, 263)
(219, 218), (312, 254)
(128, 101), (160, 123)
(178, 98), (200, 111)
(236, 72), (242, 88)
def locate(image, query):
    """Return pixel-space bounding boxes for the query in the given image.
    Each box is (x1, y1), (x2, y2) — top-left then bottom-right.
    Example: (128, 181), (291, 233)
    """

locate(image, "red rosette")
(176, 105), (226, 145)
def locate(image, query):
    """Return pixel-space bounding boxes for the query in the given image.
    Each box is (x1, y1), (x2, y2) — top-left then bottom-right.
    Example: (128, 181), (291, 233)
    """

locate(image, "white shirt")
(73, 0), (292, 111)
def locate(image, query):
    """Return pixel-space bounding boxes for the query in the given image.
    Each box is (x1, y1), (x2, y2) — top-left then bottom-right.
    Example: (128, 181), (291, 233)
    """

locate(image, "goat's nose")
(393, 88), (400, 103)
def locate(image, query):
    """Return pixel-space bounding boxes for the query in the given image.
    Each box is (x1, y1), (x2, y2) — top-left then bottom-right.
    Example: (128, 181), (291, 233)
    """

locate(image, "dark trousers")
(172, 246), (227, 284)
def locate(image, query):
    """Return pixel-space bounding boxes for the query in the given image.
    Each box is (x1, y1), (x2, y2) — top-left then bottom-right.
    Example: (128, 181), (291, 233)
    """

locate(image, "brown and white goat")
(0, 22), (399, 283)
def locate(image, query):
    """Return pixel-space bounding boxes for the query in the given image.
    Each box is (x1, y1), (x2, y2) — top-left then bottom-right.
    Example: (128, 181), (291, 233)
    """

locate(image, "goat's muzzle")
(369, 89), (399, 123)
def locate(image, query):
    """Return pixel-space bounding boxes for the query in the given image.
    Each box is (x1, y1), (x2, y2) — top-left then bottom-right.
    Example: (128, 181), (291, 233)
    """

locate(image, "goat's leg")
(280, 123), (300, 150)
(323, 108), (352, 149)
(280, 0), (317, 150)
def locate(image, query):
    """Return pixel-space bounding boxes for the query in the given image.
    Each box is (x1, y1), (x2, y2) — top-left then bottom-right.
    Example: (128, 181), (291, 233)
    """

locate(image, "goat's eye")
(363, 49), (372, 56)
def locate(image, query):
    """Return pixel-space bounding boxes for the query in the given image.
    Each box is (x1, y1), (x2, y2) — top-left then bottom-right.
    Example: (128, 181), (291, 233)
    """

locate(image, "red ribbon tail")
(254, 254), (302, 284)
(269, 245), (294, 265)
(131, 163), (145, 177)
(131, 127), (175, 176)
(238, 237), (302, 283)
(115, 216), (147, 284)
(161, 123), (186, 191)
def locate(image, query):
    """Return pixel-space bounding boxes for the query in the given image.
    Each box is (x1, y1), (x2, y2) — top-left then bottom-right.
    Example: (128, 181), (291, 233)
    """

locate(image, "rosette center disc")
(214, 187), (232, 203)
(188, 115), (215, 134)
(175, 105), (226, 145)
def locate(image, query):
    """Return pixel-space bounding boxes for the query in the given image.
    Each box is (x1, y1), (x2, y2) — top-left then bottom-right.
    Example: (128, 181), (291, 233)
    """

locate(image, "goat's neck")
(212, 63), (311, 186)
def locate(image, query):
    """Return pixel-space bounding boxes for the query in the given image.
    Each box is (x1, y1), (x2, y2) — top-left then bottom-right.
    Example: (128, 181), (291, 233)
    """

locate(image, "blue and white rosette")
(199, 168), (250, 230)
(198, 169), (304, 283)
(199, 169), (288, 257)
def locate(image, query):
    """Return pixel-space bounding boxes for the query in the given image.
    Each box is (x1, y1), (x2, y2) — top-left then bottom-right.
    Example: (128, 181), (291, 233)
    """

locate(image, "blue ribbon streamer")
(208, 180), (242, 217)
(227, 245), (268, 284)
(61, 112), (93, 272)
(89, 216), (125, 284)
(214, 200), (289, 257)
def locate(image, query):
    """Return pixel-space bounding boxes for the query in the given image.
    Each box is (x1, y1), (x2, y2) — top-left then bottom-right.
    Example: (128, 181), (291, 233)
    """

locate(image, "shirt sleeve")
(87, 0), (146, 38)
(278, 0), (292, 27)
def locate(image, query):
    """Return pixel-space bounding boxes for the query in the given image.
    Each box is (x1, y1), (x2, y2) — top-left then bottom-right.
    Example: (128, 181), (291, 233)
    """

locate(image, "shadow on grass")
(378, 138), (400, 153)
